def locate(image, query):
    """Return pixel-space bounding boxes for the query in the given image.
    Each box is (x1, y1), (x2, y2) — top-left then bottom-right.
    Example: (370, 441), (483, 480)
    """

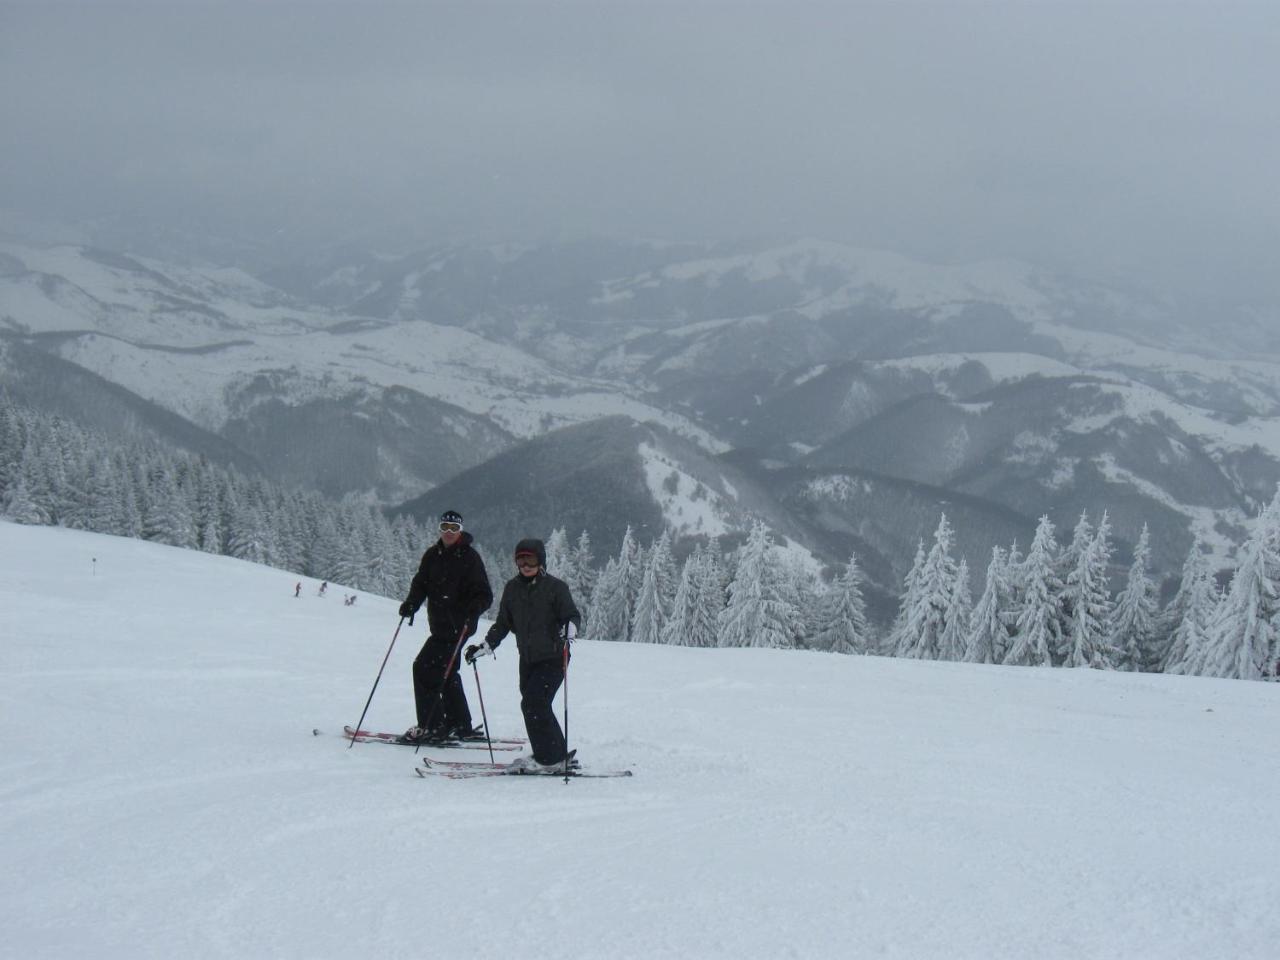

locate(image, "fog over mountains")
(5, 235), (1280, 609)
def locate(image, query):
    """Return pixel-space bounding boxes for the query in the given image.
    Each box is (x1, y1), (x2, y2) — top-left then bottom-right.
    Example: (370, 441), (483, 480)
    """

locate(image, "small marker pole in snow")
(470, 659), (496, 765)
(349, 618), (405, 749)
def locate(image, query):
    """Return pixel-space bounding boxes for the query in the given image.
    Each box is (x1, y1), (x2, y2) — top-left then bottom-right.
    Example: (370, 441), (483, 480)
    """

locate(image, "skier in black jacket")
(397, 510), (493, 743)
(467, 537), (581, 771)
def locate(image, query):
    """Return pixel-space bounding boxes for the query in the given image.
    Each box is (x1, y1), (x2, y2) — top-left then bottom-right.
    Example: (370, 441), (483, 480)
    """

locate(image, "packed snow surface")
(2, 522), (1277, 959)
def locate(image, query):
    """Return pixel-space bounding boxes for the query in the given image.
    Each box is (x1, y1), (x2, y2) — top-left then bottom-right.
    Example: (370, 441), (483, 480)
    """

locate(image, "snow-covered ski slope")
(2, 521), (1277, 959)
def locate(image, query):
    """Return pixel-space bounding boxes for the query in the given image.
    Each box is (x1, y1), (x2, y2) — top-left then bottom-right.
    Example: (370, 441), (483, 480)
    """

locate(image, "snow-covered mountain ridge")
(4, 236), (1280, 583)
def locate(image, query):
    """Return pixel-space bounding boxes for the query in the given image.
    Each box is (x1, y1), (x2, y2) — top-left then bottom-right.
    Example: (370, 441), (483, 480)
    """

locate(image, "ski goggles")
(439, 521), (463, 533)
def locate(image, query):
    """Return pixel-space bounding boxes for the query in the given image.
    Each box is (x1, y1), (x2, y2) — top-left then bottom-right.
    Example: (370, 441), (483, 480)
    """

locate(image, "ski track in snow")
(2, 521), (1278, 959)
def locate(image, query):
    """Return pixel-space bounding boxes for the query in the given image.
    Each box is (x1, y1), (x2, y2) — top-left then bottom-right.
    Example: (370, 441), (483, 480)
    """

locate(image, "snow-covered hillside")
(7, 235), (1280, 580)
(0, 242), (721, 450)
(3, 521), (1277, 959)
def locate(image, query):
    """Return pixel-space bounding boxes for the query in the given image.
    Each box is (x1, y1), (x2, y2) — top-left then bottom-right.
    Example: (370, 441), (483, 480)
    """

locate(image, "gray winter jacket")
(484, 570), (580, 665)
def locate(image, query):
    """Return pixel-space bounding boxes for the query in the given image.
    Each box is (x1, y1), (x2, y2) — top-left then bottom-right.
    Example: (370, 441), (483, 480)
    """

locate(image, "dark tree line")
(0, 395), (430, 598)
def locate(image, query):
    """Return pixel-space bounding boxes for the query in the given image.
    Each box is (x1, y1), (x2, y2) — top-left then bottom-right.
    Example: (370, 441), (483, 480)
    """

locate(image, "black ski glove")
(398, 600), (415, 622)
(464, 642), (493, 665)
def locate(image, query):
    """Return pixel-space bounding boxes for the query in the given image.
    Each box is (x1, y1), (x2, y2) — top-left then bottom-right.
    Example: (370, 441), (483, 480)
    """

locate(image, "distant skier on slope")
(397, 510), (493, 744)
(467, 538), (581, 773)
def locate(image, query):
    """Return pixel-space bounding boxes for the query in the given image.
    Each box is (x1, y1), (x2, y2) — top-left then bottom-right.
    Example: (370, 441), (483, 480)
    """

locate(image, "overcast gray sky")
(2, 0), (1277, 306)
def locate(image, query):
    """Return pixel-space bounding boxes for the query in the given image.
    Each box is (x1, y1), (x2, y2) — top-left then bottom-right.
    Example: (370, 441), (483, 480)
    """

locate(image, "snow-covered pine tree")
(693, 542), (727, 647)
(810, 552), (872, 654)
(587, 557), (628, 641)
(112, 450), (143, 538)
(1162, 540), (1218, 675)
(1, 469), (45, 524)
(1195, 489), (1280, 680)
(781, 552), (817, 648)
(194, 468), (224, 554)
(0, 393), (21, 503)
(1107, 524), (1158, 671)
(630, 540), (668, 646)
(661, 544), (723, 648)
(965, 546), (1010, 664)
(661, 544), (702, 646)
(1056, 511), (1093, 658)
(896, 514), (958, 660)
(717, 520), (798, 649)
(886, 539), (926, 657)
(1003, 537), (1025, 638)
(1003, 515), (1063, 667)
(22, 421), (65, 524)
(1062, 518), (1114, 669)
(937, 556), (972, 661)
(544, 528), (572, 577)
(568, 530), (596, 624)
(618, 526), (642, 626)
(648, 531), (677, 619)
(142, 460), (197, 549)
(705, 536), (731, 608)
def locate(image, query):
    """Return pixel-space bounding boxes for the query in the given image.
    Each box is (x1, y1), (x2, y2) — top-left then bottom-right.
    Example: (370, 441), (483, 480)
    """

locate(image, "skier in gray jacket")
(467, 537), (580, 770)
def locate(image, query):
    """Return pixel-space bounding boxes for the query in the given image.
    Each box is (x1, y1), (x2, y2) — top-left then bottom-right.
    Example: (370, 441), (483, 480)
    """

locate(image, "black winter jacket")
(484, 570), (580, 665)
(404, 532), (493, 643)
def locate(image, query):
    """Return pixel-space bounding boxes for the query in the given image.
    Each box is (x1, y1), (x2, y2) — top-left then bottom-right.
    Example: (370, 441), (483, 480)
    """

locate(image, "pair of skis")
(336, 725), (525, 750)
(330, 726), (632, 779)
(414, 754), (632, 780)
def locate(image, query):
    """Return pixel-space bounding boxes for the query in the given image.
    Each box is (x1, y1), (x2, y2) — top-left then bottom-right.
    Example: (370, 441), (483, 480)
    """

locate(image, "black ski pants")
(412, 636), (472, 733)
(520, 657), (567, 765)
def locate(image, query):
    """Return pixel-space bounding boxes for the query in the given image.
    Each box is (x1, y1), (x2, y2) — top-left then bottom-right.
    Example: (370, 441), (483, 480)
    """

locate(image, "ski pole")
(349, 617), (404, 749)
(470, 659), (496, 765)
(416, 621), (472, 755)
(561, 633), (571, 783)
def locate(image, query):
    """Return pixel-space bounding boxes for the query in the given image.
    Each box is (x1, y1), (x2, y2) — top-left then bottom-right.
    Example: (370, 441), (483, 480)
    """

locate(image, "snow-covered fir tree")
(937, 556), (972, 661)
(544, 528), (573, 579)
(587, 556), (628, 642)
(568, 530), (596, 624)
(1162, 540), (1218, 675)
(1194, 490), (1280, 680)
(705, 536), (732, 608)
(694, 542), (727, 646)
(896, 514), (959, 660)
(1003, 537), (1025, 636)
(661, 544), (702, 646)
(717, 520), (799, 649)
(649, 531), (678, 619)
(886, 539), (927, 657)
(618, 526), (642, 625)
(1107, 524), (1158, 671)
(630, 538), (670, 646)
(1056, 511), (1093, 656)
(965, 546), (1010, 664)
(661, 543), (722, 648)
(783, 553), (820, 648)
(1062, 512), (1114, 669)
(1003, 515), (1063, 667)
(809, 552), (872, 655)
